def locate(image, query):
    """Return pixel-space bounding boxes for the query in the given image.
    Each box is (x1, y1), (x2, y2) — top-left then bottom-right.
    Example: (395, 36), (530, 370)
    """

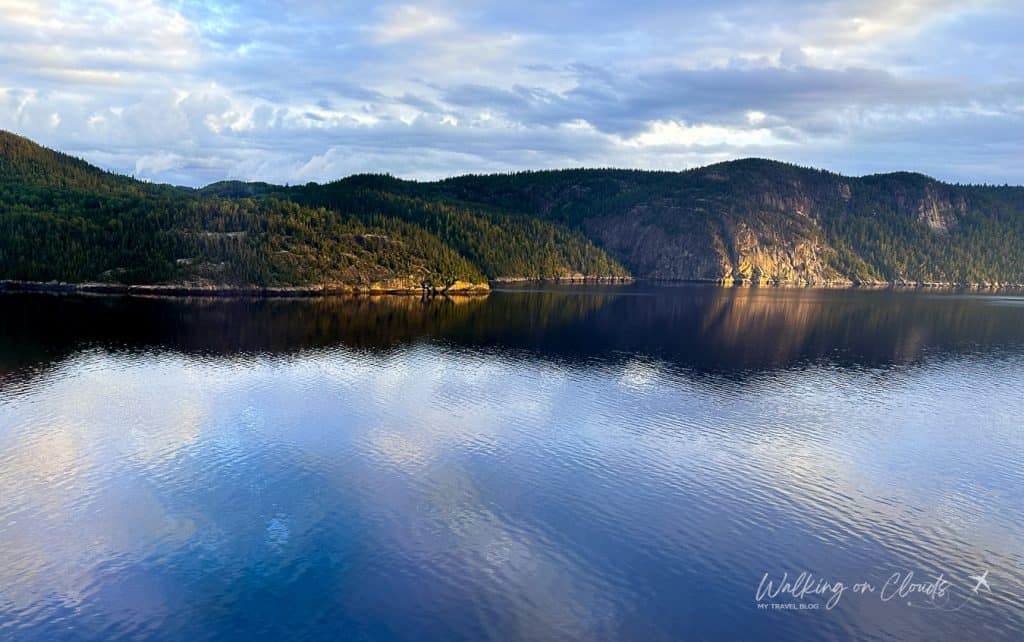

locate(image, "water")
(0, 285), (1022, 640)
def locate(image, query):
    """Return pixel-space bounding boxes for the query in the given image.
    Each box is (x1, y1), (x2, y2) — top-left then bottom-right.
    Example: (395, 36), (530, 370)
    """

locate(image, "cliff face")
(717, 220), (846, 285)
(914, 186), (966, 233)
(858, 173), (968, 234)
(584, 203), (846, 284)
(562, 164), (853, 284)
(583, 206), (725, 281)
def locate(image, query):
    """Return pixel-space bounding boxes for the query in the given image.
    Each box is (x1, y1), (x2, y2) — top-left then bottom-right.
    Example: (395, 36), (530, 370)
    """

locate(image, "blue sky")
(0, 0), (1021, 186)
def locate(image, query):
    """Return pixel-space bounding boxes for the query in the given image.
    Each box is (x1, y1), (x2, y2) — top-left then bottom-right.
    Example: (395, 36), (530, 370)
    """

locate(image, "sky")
(0, 0), (1021, 187)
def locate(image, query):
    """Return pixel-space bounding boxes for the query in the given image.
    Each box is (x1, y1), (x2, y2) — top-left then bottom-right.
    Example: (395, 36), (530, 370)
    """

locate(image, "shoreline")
(0, 280), (491, 298)
(490, 276), (634, 284)
(3, 277), (1022, 299)
(665, 280), (1024, 291)
(493, 277), (1024, 292)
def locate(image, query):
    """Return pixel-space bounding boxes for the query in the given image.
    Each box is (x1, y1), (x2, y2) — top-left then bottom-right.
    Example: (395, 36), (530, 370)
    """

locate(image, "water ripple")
(1, 289), (1023, 640)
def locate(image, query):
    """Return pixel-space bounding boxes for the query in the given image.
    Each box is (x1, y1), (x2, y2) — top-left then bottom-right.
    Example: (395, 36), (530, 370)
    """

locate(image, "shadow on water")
(2, 285), (1024, 385)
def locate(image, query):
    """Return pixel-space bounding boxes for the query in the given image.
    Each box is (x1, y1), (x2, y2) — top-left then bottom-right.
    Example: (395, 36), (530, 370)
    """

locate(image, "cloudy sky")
(0, 0), (1021, 186)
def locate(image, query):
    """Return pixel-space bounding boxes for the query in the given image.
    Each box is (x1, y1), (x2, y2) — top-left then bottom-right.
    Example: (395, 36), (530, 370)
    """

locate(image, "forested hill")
(0, 131), (625, 292)
(262, 162), (1024, 287)
(3, 130), (1024, 290)
(418, 163), (1024, 286)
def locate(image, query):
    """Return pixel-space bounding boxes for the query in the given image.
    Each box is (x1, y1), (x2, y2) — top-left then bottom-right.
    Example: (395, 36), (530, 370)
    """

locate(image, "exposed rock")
(915, 186), (966, 233)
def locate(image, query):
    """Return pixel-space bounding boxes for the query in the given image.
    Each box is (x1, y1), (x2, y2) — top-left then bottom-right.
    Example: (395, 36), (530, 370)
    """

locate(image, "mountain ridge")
(2, 130), (1023, 291)
(421, 161), (1024, 286)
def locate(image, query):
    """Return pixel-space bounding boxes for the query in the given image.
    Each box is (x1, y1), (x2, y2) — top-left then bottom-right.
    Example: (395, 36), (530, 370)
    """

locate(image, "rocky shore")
(0, 279), (491, 298)
(4, 277), (1021, 299)
(490, 275), (634, 285)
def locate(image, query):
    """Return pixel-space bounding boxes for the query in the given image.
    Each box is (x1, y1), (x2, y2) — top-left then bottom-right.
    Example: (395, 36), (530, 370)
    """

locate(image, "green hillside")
(0, 131), (624, 291)
(425, 162), (1024, 285)
(3, 130), (1024, 290)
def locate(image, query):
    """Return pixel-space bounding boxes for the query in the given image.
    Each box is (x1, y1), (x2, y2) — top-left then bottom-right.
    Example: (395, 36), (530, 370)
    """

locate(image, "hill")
(0, 131), (625, 293)
(424, 162), (1024, 286)
(2, 130), (1024, 290)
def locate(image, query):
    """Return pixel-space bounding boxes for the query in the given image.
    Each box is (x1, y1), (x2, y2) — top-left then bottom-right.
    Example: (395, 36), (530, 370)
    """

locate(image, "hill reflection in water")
(2, 286), (1023, 382)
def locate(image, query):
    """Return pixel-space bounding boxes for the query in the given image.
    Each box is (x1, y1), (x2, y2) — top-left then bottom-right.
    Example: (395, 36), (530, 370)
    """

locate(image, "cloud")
(623, 120), (783, 149)
(0, 0), (198, 82)
(0, 0), (1020, 185)
(373, 4), (454, 43)
(441, 63), (958, 137)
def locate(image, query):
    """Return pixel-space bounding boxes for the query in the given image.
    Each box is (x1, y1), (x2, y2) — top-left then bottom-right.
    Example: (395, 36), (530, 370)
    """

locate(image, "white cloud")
(624, 120), (781, 148)
(134, 151), (186, 177)
(0, 0), (1020, 185)
(769, 0), (1002, 69)
(0, 0), (198, 80)
(373, 4), (454, 43)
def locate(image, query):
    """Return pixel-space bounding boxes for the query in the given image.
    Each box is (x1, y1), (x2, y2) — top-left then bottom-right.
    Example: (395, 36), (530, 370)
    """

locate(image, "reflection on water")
(3, 286), (1024, 378)
(0, 286), (1022, 640)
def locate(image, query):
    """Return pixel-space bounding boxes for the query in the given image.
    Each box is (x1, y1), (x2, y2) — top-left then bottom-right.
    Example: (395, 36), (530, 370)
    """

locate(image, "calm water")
(0, 285), (1022, 641)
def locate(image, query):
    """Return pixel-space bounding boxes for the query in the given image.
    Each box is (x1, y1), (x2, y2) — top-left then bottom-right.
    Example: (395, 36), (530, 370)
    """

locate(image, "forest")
(0, 131), (624, 291)
(3, 130), (1024, 290)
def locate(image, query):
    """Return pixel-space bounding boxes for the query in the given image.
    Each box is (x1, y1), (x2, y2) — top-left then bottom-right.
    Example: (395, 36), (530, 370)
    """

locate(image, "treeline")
(0, 131), (626, 288)
(425, 161), (1024, 284)
(281, 179), (628, 279)
(5, 129), (1024, 288)
(0, 188), (484, 287)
